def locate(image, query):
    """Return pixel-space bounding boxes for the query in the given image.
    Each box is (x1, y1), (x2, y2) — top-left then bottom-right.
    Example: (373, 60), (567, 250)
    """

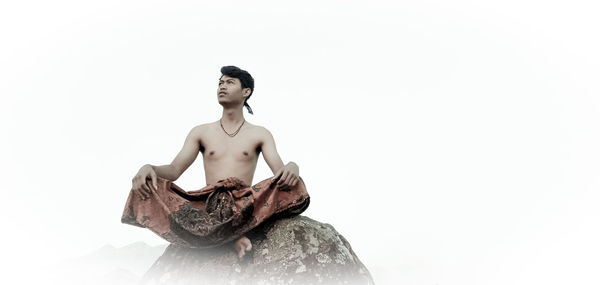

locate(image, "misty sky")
(1, 1), (599, 284)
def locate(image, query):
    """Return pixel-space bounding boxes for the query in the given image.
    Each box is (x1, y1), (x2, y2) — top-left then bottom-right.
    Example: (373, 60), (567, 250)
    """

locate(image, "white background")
(1, 0), (599, 284)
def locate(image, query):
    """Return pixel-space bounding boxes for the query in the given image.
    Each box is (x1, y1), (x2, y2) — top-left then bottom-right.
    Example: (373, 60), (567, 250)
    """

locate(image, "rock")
(140, 215), (375, 285)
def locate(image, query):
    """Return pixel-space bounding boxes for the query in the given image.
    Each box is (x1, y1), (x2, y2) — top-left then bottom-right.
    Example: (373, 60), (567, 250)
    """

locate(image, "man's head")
(218, 66), (254, 114)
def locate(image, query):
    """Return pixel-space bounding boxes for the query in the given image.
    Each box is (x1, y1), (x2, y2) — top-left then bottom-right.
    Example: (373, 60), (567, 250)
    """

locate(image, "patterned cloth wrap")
(121, 176), (310, 248)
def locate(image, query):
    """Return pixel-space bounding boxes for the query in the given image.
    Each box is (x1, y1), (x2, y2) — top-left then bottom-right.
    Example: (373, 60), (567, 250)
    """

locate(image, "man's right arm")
(148, 125), (203, 181)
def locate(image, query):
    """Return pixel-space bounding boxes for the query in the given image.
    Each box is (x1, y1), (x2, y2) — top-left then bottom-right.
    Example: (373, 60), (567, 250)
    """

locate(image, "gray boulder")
(140, 215), (375, 285)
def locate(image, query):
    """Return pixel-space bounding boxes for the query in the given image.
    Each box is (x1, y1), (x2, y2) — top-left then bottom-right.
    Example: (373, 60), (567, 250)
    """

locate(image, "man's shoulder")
(249, 124), (271, 135)
(190, 123), (208, 132)
(186, 123), (213, 138)
(243, 124), (273, 142)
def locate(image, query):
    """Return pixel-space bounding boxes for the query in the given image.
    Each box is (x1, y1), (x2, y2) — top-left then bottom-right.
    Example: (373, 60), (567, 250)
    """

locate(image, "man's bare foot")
(234, 235), (252, 259)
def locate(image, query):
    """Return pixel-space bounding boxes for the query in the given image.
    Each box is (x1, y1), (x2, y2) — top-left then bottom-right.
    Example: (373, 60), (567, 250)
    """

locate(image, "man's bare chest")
(200, 131), (262, 161)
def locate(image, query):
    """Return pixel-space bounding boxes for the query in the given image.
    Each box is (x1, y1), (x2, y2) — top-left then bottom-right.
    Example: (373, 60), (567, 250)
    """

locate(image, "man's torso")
(197, 121), (264, 186)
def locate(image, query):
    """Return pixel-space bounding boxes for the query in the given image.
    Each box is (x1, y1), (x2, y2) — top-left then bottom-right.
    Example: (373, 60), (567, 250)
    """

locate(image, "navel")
(243, 151), (248, 156)
(209, 151), (215, 155)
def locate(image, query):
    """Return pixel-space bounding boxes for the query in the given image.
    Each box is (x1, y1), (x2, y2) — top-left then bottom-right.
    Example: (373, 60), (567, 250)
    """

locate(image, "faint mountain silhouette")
(50, 241), (168, 285)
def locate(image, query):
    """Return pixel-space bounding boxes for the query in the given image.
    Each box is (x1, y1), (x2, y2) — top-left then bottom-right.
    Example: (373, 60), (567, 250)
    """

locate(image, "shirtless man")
(130, 66), (301, 259)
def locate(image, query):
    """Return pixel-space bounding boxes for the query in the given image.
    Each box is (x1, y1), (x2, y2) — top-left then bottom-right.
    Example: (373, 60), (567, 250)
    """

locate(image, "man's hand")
(270, 162), (299, 191)
(131, 164), (158, 200)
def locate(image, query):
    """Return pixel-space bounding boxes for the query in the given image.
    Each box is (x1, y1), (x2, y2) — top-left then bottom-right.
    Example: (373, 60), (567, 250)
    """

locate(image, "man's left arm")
(260, 127), (300, 190)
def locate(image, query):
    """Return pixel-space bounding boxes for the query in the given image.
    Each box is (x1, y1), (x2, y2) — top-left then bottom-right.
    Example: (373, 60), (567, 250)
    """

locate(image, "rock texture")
(140, 215), (375, 285)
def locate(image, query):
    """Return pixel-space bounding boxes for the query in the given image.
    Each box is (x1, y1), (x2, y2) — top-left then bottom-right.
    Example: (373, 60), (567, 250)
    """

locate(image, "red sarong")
(121, 176), (310, 248)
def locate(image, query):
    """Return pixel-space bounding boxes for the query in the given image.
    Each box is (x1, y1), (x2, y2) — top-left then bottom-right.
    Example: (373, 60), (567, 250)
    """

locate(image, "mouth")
(219, 92), (227, 95)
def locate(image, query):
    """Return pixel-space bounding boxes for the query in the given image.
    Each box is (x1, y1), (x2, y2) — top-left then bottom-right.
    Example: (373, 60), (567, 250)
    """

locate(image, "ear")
(243, 88), (251, 97)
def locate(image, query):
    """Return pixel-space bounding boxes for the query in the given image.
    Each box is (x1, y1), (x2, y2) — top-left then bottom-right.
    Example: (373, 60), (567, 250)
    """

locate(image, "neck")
(221, 106), (245, 126)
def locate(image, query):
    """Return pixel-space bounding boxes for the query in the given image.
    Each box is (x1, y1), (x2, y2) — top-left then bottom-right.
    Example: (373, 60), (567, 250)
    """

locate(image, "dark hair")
(220, 65), (255, 115)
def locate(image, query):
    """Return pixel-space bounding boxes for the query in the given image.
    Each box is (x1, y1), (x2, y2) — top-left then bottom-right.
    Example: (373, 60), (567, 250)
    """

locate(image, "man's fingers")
(142, 183), (151, 195)
(145, 181), (155, 195)
(285, 174), (295, 186)
(279, 175), (289, 187)
(278, 171), (289, 185)
(134, 189), (145, 200)
(140, 184), (150, 198)
(270, 171), (282, 186)
(289, 177), (298, 188)
(136, 185), (145, 197)
(151, 172), (158, 190)
(280, 176), (299, 191)
(284, 173), (296, 187)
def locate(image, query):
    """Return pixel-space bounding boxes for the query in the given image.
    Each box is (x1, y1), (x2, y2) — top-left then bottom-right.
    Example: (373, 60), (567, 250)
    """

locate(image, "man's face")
(218, 75), (249, 104)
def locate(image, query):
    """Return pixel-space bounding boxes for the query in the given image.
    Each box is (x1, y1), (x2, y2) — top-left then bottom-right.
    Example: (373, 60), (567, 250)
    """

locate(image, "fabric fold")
(121, 176), (310, 248)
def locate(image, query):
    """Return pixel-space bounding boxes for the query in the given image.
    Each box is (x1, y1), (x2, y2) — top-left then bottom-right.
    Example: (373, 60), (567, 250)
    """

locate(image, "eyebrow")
(219, 78), (235, 82)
